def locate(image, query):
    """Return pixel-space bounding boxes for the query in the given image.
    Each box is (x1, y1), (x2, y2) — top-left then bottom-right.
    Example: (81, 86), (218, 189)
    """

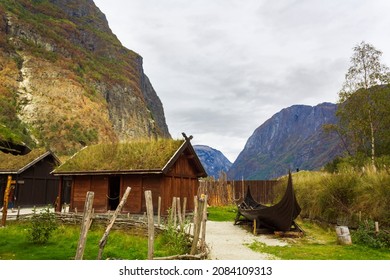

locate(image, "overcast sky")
(94, 0), (390, 162)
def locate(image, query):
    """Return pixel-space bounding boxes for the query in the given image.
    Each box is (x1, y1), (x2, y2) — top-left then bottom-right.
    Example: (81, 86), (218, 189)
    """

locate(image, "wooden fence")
(199, 175), (280, 206)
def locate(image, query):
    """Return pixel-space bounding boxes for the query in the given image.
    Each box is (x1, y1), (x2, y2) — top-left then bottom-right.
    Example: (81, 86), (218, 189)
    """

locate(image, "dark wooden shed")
(53, 136), (207, 214)
(0, 149), (61, 207)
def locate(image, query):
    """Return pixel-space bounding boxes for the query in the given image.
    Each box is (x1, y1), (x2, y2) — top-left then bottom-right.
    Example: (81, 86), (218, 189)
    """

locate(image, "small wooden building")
(53, 136), (207, 214)
(0, 149), (61, 207)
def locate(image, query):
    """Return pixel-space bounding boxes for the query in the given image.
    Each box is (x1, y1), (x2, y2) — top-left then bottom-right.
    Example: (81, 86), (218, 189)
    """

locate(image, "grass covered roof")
(54, 139), (185, 173)
(0, 148), (50, 173)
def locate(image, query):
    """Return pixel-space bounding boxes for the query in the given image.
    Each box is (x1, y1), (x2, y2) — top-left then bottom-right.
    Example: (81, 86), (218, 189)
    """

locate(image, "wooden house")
(0, 149), (61, 207)
(53, 136), (207, 214)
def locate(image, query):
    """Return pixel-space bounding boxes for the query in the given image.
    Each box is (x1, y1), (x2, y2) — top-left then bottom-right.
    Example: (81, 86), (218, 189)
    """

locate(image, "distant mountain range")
(194, 102), (344, 180)
(193, 145), (232, 178)
(227, 102), (344, 179)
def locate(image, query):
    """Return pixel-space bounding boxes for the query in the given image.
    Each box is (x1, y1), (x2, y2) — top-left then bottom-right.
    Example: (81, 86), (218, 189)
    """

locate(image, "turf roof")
(0, 148), (49, 173)
(54, 139), (185, 173)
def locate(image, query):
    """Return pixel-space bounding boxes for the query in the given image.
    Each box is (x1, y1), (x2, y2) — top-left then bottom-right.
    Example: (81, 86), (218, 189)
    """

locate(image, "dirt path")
(205, 221), (287, 260)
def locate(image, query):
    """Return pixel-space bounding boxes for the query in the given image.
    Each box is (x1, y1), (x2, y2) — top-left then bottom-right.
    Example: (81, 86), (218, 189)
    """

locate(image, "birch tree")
(337, 41), (390, 168)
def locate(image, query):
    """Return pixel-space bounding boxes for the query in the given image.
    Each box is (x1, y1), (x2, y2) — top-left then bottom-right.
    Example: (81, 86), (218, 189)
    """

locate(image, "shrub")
(352, 220), (390, 249)
(158, 209), (191, 255)
(27, 206), (58, 244)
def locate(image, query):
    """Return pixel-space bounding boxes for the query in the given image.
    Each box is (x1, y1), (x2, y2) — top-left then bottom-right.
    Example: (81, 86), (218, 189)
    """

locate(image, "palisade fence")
(199, 173), (280, 206)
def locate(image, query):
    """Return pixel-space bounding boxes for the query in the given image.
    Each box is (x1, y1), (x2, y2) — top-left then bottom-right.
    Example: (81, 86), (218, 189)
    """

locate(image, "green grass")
(248, 219), (390, 260)
(207, 205), (238, 222)
(0, 221), (188, 260)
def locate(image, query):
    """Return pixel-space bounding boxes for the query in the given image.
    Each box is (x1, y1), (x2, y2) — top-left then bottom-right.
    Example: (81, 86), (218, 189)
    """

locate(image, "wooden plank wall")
(206, 180), (279, 206)
(231, 180), (278, 205)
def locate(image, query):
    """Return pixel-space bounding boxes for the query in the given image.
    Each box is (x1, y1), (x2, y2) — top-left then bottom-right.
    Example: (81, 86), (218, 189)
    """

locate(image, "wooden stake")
(253, 219), (257, 235)
(97, 187), (131, 260)
(192, 196), (198, 236)
(191, 196), (204, 255)
(171, 197), (177, 227)
(75, 191), (94, 260)
(375, 221), (379, 234)
(145, 190), (154, 260)
(182, 197), (187, 222)
(200, 195), (208, 251)
(16, 206), (21, 221)
(176, 197), (183, 228)
(157, 196), (161, 227)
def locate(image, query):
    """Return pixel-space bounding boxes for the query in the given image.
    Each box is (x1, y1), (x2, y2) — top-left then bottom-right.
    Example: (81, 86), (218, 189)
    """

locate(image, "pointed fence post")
(145, 190), (154, 260)
(97, 187), (131, 260)
(75, 191), (94, 260)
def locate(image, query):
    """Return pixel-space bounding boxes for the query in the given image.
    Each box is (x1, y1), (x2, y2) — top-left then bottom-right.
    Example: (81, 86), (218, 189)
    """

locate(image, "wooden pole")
(145, 190), (154, 260)
(16, 206), (21, 221)
(56, 178), (63, 212)
(75, 191), (94, 260)
(375, 222), (379, 234)
(157, 196), (161, 227)
(171, 197), (177, 227)
(176, 197), (183, 228)
(200, 195), (208, 251)
(182, 197), (187, 222)
(192, 196), (198, 236)
(191, 196), (204, 255)
(97, 187), (131, 260)
(1, 176), (15, 227)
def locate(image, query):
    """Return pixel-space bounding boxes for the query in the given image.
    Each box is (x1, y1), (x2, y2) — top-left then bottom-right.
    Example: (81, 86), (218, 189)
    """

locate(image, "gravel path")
(205, 221), (287, 260)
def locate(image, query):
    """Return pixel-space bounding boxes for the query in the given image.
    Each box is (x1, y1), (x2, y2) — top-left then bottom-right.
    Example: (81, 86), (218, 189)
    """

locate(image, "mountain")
(0, 0), (170, 154)
(228, 102), (344, 180)
(193, 145), (232, 178)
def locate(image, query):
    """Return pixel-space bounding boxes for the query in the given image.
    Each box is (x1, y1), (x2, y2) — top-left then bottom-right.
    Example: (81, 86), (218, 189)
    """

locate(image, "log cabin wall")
(0, 155), (59, 207)
(71, 175), (108, 212)
(121, 175), (142, 214)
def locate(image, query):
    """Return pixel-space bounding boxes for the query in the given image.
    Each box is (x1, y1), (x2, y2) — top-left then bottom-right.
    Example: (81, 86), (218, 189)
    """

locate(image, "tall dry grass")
(288, 167), (390, 227)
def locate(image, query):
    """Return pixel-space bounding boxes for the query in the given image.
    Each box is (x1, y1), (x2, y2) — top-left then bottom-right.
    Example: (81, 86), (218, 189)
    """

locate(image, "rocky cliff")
(228, 103), (344, 179)
(193, 145), (232, 178)
(0, 0), (170, 154)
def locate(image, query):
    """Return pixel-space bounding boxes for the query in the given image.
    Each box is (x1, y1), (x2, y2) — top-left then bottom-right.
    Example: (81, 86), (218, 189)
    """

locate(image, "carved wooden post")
(145, 190), (154, 260)
(1, 176), (15, 227)
(75, 191), (94, 260)
(98, 187), (131, 260)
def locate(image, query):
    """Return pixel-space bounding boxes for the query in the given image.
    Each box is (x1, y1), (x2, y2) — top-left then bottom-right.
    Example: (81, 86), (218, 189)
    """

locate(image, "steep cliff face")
(0, 0), (170, 154)
(193, 145), (232, 178)
(228, 103), (344, 179)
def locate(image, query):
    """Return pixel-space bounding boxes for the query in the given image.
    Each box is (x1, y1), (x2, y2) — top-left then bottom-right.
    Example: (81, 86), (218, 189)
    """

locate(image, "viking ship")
(235, 171), (301, 232)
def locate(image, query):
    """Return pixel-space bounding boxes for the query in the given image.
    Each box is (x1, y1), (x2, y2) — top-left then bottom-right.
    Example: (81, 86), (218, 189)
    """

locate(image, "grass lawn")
(0, 221), (188, 260)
